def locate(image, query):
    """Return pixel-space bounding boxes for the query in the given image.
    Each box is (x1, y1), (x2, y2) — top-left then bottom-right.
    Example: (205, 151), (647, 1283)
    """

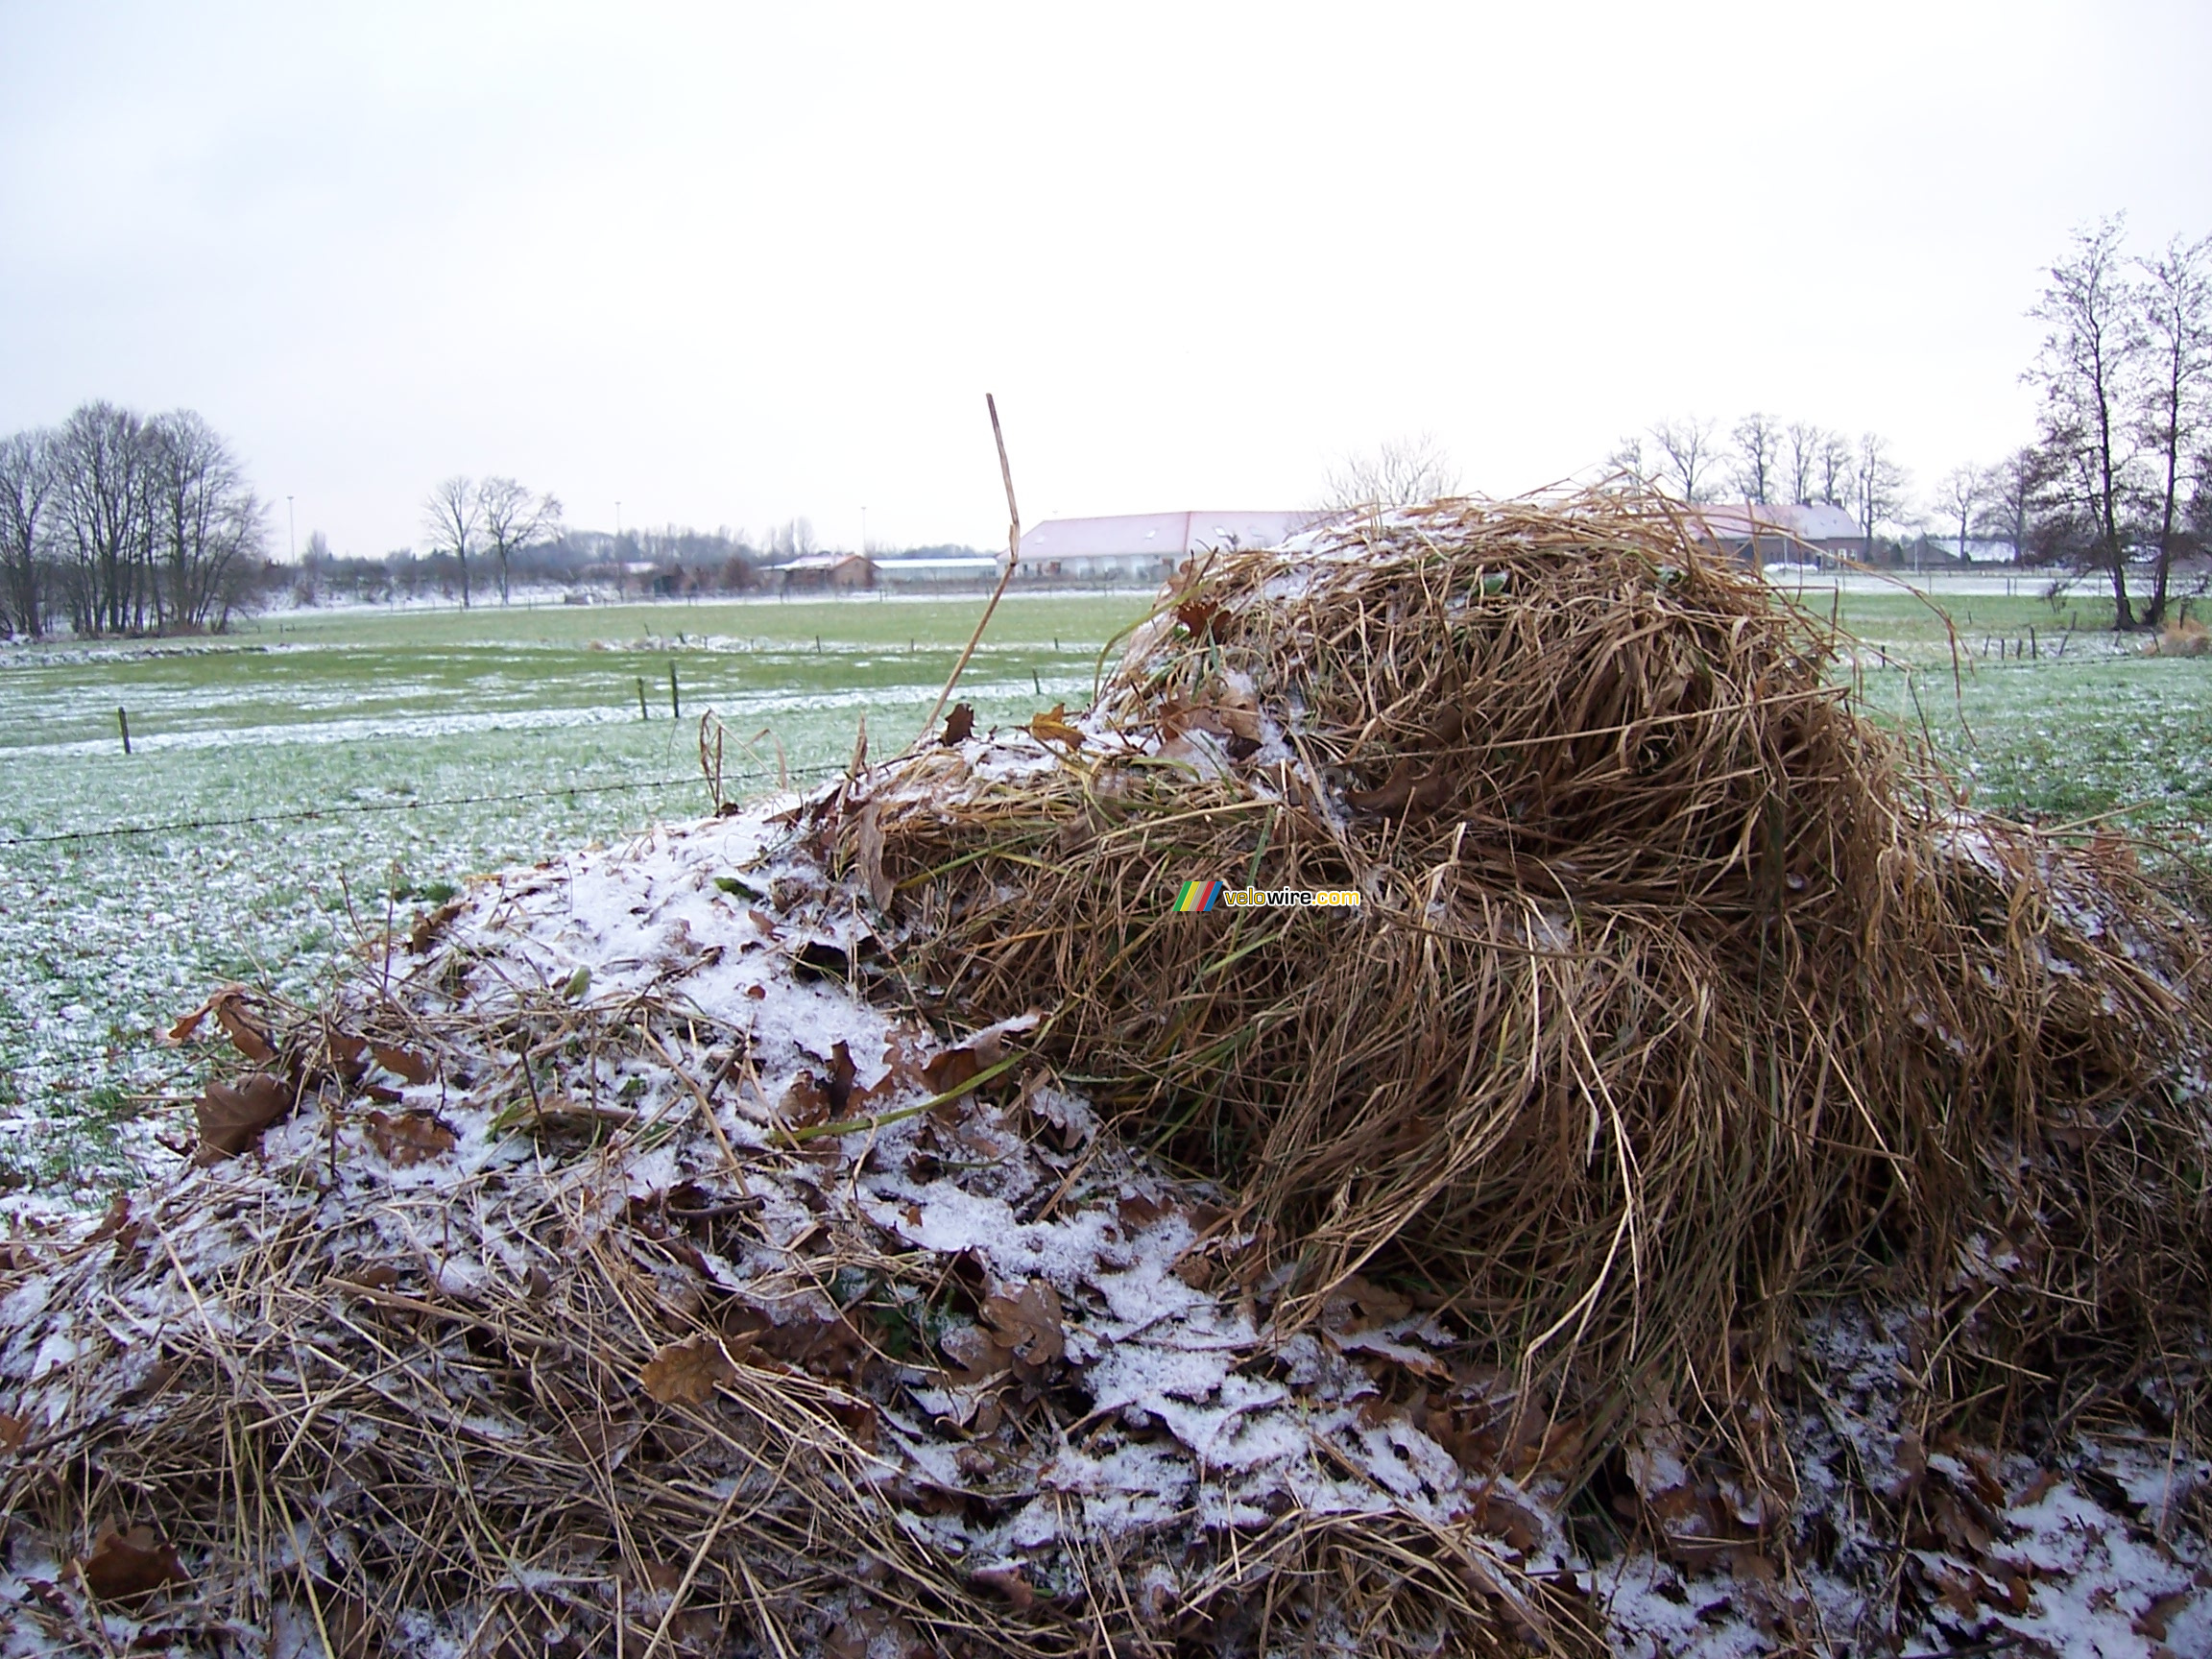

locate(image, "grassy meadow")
(2, 578), (2205, 1197)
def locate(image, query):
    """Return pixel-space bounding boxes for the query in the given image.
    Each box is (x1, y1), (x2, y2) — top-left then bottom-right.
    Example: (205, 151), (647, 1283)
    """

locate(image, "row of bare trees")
(0, 402), (270, 638)
(2008, 218), (2211, 627)
(420, 475), (564, 608)
(1609, 417), (1911, 560)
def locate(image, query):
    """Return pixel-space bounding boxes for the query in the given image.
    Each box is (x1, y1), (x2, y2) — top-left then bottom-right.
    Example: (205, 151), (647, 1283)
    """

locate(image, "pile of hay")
(0, 816), (1597, 1658)
(844, 492), (2212, 1492)
(2146, 616), (2210, 658)
(4, 490), (2210, 1655)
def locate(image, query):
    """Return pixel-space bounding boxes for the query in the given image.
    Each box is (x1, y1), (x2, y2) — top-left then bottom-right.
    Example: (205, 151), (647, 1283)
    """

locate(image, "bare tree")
(477, 476), (564, 605)
(1815, 431), (1856, 507)
(1599, 433), (1652, 492)
(1976, 446), (2039, 564)
(0, 428), (55, 638)
(2027, 217), (2145, 625)
(1321, 434), (1460, 512)
(766, 517), (819, 560)
(1730, 412), (1782, 503)
(2135, 232), (2212, 625)
(53, 400), (159, 635)
(1782, 421), (1822, 504)
(1936, 464), (1984, 563)
(422, 476), (481, 608)
(1647, 416), (1719, 502)
(1853, 433), (1911, 563)
(149, 410), (263, 631)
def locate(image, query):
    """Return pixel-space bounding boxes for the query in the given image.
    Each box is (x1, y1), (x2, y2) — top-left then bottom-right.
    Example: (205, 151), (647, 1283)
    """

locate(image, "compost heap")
(5, 492), (2212, 1657)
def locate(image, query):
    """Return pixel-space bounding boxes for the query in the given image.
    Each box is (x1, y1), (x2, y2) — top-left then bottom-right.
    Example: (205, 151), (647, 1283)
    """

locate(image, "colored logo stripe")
(1175, 879), (1224, 913)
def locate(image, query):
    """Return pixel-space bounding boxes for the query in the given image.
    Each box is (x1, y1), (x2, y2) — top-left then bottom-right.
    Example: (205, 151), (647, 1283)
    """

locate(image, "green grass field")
(2, 581), (2205, 1197)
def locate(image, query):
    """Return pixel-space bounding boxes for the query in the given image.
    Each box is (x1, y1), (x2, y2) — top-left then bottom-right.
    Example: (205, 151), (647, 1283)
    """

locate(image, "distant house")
(1684, 502), (1863, 566)
(772, 552), (877, 594)
(1016, 511), (1308, 584)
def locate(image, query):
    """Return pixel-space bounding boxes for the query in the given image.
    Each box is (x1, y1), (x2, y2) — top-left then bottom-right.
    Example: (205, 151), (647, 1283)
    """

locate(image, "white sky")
(3, 1), (2207, 556)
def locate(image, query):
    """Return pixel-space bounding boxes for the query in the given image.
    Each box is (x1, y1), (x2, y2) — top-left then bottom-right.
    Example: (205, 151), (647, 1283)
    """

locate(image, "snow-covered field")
(0, 596), (1137, 1201)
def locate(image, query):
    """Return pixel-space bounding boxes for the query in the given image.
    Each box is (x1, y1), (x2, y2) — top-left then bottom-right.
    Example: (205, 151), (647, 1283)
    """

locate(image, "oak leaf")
(1026, 703), (1083, 750)
(640, 1336), (736, 1406)
(980, 1280), (1064, 1371)
(194, 1073), (295, 1162)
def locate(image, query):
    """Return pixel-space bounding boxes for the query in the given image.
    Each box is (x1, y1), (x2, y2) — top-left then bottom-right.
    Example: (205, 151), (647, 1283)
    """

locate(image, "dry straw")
(850, 490), (2212, 1488)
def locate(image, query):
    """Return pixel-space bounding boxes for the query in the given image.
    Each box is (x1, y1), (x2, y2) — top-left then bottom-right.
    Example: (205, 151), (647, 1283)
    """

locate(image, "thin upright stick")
(915, 394), (1022, 749)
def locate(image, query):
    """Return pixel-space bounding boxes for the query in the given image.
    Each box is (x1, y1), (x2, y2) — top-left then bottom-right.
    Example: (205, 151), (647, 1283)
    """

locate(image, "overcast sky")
(3, 1), (2207, 557)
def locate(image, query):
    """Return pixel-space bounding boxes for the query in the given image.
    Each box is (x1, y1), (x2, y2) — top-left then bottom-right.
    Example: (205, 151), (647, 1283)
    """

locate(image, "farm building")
(1686, 501), (1863, 566)
(1016, 510), (1308, 584)
(770, 552), (877, 593)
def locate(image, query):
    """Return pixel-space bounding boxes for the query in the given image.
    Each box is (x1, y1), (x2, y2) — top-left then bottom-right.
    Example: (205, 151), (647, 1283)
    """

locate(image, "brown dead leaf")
(79, 1523), (185, 1601)
(1175, 595), (1225, 640)
(939, 1324), (1011, 1386)
(1469, 1488), (1545, 1555)
(2135, 1588), (2192, 1641)
(1326, 1274), (1412, 1331)
(0, 1411), (25, 1455)
(166, 998), (213, 1043)
(640, 1336), (737, 1407)
(1934, 1490), (1993, 1556)
(1026, 702), (1083, 750)
(408, 898), (465, 953)
(1117, 1192), (1176, 1230)
(325, 1028), (367, 1080)
(363, 1111), (456, 1166)
(980, 1280), (1064, 1373)
(1727, 1548), (1778, 1585)
(209, 989), (276, 1064)
(1887, 1426), (1928, 1501)
(193, 1072), (295, 1162)
(923, 1029), (1007, 1099)
(370, 1044), (435, 1085)
(941, 702), (975, 746)
(781, 1072), (835, 1127)
(85, 1191), (134, 1246)
(972, 1566), (1036, 1612)
(1933, 1564), (1983, 1620)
